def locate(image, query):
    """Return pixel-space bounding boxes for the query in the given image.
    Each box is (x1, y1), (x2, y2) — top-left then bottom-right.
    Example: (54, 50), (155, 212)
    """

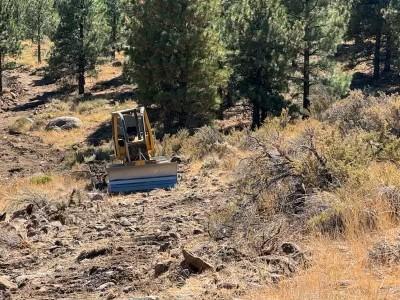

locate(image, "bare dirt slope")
(0, 68), (63, 181)
(0, 68), (305, 300)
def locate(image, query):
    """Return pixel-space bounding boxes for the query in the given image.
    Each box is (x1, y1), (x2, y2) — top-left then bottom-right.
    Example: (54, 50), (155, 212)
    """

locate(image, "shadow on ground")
(10, 87), (68, 112)
(87, 122), (112, 146)
(91, 75), (125, 92)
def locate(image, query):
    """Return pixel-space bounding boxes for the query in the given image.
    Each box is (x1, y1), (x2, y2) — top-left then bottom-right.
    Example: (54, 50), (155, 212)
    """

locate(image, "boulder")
(182, 249), (214, 273)
(0, 223), (24, 249)
(154, 261), (171, 277)
(8, 117), (34, 134)
(46, 116), (82, 130)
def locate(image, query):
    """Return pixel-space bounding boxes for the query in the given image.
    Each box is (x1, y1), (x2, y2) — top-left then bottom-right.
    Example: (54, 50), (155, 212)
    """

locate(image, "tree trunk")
(373, 27), (382, 80)
(163, 110), (175, 134)
(78, 22), (85, 95)
(303, 46), (311, 112)
(111, 13), (117, 60)
(78, 69), (85, 95)
(217, 86), (234, 120)
(37, 23), (42, 64)
(383, 34), (391, 73)
(38, 41), (41, 64)
(251, 101), (260, 130)
(261, 101), (271, 122)
(0, 52), (3, 94)
(303, 0), (311, 113)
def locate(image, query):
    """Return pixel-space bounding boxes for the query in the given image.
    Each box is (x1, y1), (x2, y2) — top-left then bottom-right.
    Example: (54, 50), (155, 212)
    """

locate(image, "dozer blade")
(107, 161), (178, 193)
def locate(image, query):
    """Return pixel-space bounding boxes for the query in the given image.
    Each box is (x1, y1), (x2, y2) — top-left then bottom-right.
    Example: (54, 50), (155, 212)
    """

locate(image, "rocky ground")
(0, 68), (63, 181)
(0, 68), (306, 300)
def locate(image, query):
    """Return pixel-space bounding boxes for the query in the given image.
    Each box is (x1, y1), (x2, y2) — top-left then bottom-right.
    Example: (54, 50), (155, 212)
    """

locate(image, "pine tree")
(348, 0), (391, 79)
(49, 0), (109, 94)
(223, 0), (296, 128)
(25, 0), (58, 63)
(384, 0), (400, 70)
(284, 0), (350, 112)
(124, 0), (229, 132)
(0, 0), (23, 93)
(105, 0), (122, 59)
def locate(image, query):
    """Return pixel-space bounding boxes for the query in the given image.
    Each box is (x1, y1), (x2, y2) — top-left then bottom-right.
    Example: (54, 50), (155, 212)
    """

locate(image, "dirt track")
(0, 68), (63, 181)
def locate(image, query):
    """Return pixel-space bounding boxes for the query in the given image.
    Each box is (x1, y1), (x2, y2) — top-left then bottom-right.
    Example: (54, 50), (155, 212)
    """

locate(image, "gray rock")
(0, 276), (17, 290)
(46, 116), (82, 130)
(154, 261), (171, 277)
(15, 275), (29, 288)
(0, 223), (23, 249)
(97, 282), (115, 291)
(88, 192), (104, 201)
(182, 249), (214, 272)
(8, 117), (34, 134)
(76, 245), (112, 262)
(159, 241), (171, 252)
(192, 228), (203, 235)
(217, 282), (239, 289)
(119, 217), (133, 227)
(169, 232), (180, 239)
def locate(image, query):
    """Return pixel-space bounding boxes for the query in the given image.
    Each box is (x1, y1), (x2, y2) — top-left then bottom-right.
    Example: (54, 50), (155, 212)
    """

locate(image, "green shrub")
(30, 174), (53, 185)
(159, 129), (190, 157)
(181, 126), (227, 160)
(160, 126), (228, 161)
(323, 91), (400, 135)
(71, 99), (109, 114)
(201, 155), (220, 169)
(324, 67), (352, 99)
(238, 120), (374, 215)
(65, 144), (113, 167)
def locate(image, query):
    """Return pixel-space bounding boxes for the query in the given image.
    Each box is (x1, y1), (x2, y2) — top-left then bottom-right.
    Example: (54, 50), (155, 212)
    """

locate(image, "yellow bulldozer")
(106, 107), (178, 193)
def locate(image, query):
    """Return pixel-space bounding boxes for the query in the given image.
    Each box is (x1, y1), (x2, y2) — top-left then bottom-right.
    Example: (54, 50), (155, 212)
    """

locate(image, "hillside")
(1, 0), (400, 299)
(0, 43), (399, 300)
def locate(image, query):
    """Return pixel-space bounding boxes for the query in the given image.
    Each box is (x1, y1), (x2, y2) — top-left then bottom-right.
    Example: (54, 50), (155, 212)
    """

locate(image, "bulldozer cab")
(111, 107), (155, 163)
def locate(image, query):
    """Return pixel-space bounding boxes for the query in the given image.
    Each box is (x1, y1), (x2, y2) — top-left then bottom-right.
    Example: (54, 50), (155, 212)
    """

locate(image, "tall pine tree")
(348, 0), (391, 79)
(125, 0), (229, 132)
(284, 0), (350, 112)
(384, 0), (400, 71)
(25, 0), (58, 63)
(49, 0), (109, 94)
(105, 0), (123, 59)
(223, 0), (296, 128)
(0, 0), (23, 93)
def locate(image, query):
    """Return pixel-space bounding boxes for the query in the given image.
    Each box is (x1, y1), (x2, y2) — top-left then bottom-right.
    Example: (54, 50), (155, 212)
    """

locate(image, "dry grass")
(15, 40), (52, 67)
(0, 174), (85, 211)
(32, 100), (136, 148)
(249, 233), (400, 300)
(86, 52), (124, 88)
